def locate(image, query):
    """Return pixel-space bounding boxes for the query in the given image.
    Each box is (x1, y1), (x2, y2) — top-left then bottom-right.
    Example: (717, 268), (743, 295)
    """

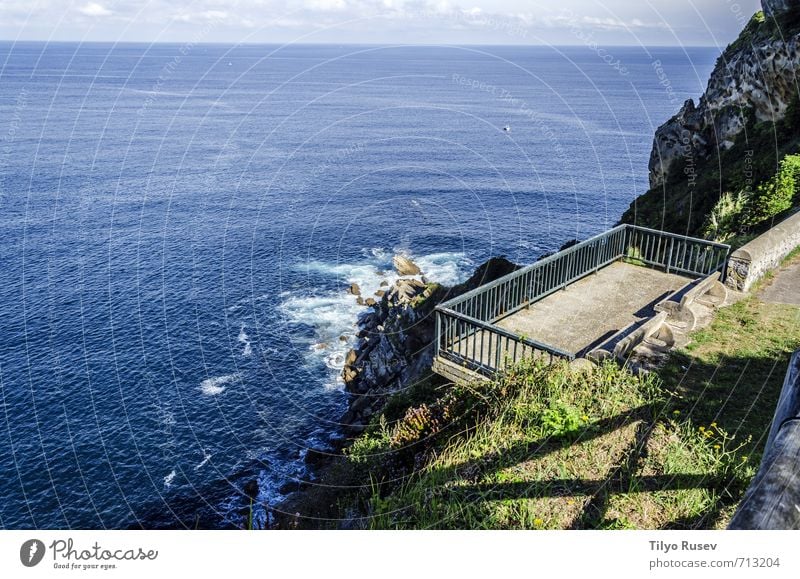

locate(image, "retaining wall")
(725, 210), (800, 292)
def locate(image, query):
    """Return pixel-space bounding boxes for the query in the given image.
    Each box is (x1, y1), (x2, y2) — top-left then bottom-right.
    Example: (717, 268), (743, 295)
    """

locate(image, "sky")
(0, 0), (763, 47)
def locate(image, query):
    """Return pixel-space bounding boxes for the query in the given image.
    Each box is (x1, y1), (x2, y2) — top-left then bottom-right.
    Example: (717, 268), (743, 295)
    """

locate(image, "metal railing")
(435, 224), (729, 376)
(623, 225), (729, 278)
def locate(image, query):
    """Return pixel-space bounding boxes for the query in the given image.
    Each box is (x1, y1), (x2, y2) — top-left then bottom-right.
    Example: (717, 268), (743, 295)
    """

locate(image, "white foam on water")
(413, 251), (473, 286)
(280, 291), (361, 390)
(199, 373), (240, 396)
(194, 452), (212, 471)
(280, 248), (473, 390)
(238, 326), (252, 357)
(163, 470), (176, 488)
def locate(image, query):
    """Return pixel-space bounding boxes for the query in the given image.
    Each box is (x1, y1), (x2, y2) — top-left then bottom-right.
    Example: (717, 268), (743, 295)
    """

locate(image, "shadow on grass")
(382, 348), (791, 529)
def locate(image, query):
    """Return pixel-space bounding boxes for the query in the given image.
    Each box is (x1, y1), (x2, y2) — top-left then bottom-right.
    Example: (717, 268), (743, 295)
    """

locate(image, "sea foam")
(279, 248), (472, 390)
(199, 373), (240, 396)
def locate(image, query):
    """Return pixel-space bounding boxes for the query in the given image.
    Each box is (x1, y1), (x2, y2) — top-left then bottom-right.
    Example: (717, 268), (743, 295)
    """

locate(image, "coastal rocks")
(388, 278), (426, 304)
(648, 98), (708, 188)
(392, 255), (421, 276)
(340, 280), (431, 429)
(648, 8), (800, 189)
(349, 283), (361, 296)
(339, 256), (519, 432)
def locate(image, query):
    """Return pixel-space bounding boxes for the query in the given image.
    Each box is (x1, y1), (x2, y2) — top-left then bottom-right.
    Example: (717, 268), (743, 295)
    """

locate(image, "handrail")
(623, 225), (729, 278)
(626, 224), (730, 249)
(441, 224), (627, 309)
(438, 307), (574, 360)
(434, 224), (730, 378)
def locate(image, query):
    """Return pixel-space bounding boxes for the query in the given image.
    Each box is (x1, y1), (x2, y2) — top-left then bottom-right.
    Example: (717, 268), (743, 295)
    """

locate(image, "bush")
(744, 154), (800, 226)
(702, 191), (748, 241)
(784, 154), (800, 204)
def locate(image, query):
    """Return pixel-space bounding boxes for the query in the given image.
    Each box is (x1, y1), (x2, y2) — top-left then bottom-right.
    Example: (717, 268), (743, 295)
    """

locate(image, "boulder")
(343, 366), (358, 384)
(348, 283), (361, 296)
(345, 349), (357, 366)
(393, 255), (421, 276)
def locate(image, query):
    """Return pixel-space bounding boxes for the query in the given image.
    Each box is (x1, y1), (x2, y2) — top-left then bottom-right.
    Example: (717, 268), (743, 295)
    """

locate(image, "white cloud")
(77, 2), (112, 17)
(174, 10), (230, 24)
(305, 0), (347, 11)
(0, 0), (762, 46)
(579, 15), (666, 30)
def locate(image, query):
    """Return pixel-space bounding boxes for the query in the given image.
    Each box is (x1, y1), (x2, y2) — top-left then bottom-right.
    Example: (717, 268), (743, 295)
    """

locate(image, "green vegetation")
(703, 153), (800, 241)
(623, 108), (800, 236)
(703, 191), (748, 242)
(745, 153), (800, 226)
(334, 281), (800, 530)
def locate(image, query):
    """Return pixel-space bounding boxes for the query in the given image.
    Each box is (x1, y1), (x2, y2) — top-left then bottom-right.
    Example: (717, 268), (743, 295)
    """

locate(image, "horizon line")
(0, 38), (725, 50)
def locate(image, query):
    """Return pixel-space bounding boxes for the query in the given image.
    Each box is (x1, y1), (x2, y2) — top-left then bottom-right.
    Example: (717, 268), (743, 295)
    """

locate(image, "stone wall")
(725, 210), (800, 291)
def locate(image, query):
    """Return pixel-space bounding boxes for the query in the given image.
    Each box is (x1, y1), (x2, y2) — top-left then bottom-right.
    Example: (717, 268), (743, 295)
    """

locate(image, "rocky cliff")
(622, 1), (800, 234)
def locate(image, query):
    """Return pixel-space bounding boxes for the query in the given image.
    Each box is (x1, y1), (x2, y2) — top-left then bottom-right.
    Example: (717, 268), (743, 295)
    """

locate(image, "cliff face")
(649, 12), (800, 190)
(764, 0), (799, 18)
(624, 2), (800, 234)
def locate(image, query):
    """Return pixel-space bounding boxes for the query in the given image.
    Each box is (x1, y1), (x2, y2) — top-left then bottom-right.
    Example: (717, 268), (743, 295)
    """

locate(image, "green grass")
(340, 290), (800, 530)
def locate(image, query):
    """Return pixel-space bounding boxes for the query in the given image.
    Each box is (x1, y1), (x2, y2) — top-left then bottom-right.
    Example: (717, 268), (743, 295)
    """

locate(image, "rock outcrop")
(649, 5), (800, 189)
(339, 257), (518, 431)
(392, 255), (421, 276)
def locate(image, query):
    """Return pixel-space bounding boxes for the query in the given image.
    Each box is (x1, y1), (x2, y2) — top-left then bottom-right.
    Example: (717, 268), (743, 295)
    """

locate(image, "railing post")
(434, 311), (441, 357)
(666, 236), (674, 274)
(621, 226), (629, 260)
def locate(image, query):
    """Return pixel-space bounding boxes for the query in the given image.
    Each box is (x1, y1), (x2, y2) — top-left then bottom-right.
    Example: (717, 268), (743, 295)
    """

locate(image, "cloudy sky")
(0, 0), (762, 47)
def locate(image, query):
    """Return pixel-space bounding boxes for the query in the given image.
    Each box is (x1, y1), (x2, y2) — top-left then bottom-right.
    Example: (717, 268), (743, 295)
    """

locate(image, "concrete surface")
(759, 258), (800, 305)
(495, 261), (691, 356)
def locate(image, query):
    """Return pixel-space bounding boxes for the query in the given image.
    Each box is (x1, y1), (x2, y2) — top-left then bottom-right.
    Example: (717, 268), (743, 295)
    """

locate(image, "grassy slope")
(343, 257), (800, 530)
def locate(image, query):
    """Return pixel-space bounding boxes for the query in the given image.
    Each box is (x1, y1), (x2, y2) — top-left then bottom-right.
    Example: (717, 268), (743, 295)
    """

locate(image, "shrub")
(744, 154), (800, 226)
(783, 154), (800, 204)
(702, 191), (748, 241)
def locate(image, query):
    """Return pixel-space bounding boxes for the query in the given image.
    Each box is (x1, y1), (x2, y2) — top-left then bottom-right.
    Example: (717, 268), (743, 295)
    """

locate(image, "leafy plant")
(702, 190), (748, 241)
(744, 154), (798, 226)
(539, 402), (584, 440)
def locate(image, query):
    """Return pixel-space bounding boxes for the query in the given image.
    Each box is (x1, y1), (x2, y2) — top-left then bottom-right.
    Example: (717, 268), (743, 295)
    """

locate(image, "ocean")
(0, 41), (716, 528)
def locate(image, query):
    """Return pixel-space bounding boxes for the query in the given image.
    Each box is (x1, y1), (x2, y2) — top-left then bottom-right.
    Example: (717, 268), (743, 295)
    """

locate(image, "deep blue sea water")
(0, 42), (717, 529)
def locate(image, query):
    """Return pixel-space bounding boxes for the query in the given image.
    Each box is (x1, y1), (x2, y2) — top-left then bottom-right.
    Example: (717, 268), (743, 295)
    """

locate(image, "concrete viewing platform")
(432, 224), (731, 382)
(495, 261), (690, 356)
